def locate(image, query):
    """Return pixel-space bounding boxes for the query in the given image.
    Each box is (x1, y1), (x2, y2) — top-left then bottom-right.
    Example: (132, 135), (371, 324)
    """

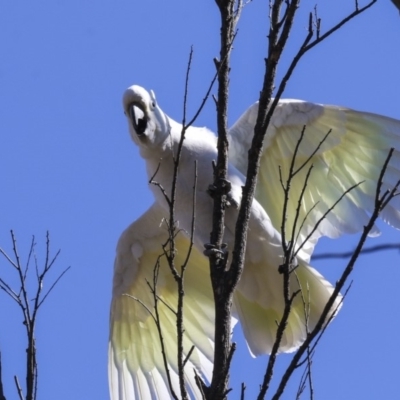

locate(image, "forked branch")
(271, 149), (400, 399)
(0, 232), (69, 400)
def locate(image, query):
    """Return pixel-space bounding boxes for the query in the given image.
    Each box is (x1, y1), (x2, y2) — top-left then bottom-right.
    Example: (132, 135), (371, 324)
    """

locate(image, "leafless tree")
(2, 1), (398, 400)
(150, 1), (399, 399)
(0, 232), (69, 400)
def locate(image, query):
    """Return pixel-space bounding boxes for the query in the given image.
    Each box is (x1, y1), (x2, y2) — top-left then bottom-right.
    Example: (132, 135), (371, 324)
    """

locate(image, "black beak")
(129, 104), (148, 136)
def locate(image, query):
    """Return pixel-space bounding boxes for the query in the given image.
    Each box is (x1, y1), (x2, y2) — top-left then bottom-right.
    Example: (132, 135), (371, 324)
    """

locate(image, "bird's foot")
(278, 257), (298, 274)
(207, 178), (238, 209)
(203, 242), (228, 258)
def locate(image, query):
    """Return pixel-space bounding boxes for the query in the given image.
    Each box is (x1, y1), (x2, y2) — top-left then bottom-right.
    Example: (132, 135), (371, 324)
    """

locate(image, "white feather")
(110, 86), (400, 399)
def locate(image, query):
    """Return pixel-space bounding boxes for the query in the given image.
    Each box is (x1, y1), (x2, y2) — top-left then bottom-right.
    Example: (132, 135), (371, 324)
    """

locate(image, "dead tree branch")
(271, 149), (400, 399)
(147, 47), (207, 399)
(207, 1), (379, 398)
(0, 232), (69, 400)
(313, 243), (400, 260)
(0, 353), (6, 400)
(205, 2), (243, 399)
(392, 0), (400, 13)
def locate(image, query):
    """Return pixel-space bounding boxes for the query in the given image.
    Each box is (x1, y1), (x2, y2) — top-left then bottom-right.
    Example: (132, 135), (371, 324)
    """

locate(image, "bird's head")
(122, 85), (170, 152)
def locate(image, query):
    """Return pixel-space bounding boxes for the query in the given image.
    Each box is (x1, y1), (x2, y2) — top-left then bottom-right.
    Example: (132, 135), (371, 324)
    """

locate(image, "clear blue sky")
(1, 1), (400, 399)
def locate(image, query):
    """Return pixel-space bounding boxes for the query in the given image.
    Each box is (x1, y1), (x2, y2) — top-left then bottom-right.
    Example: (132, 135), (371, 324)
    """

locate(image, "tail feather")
(234, 258), (341, 356)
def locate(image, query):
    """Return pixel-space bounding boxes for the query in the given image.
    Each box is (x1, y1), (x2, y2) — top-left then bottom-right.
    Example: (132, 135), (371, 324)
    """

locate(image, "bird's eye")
(151, 101), (156, 108)
(129, 104), (147, 136)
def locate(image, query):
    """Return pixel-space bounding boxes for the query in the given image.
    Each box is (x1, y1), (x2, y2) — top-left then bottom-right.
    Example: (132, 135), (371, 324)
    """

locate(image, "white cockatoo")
(109, 85), (400, 399)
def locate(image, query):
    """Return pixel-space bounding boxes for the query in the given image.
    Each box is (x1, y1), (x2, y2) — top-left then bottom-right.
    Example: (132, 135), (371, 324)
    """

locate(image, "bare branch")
(194, 369), (207, 400)
(0, 278), (21, 304)
(303, 1), (377, 54)
(206, 2), (243, 398)
(295, 346), (314, 400)
(271, 150), (399, 399)
(25, 236), (36, 283)
(149, 166), (172, 208)
(183, 47), (221, 130)
(182, 46), (194, 128)
(36, 266), (71, 309)
(13, 376), (23, 400)
(392, 0), (400, 13)
(175, 161), (198, 400)
(296, 367), (308, 399)
(240, 382), (246, 400)
(0, 352), (6, 400)
(305, 347), (314, 400)
(305, 283), (352, 360)
(313, 243), (400, 260)
(0, 232), (68, 400)
(183, 346), (195, 369)
(124, 293), (157, 322)
(150, 258), (180, 400)
(0, 247), (18, 269)
(294, 181), (363, 259)
(206, 1), (379, 398)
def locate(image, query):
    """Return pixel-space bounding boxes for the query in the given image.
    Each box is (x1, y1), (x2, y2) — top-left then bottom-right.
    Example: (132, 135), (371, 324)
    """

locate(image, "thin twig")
(258, 123), (322, 399)
(37, 265), (70, 309)
(182, 46), (194, 128)
(124, 293), (157, 322)
(208, 1), (378, 398)
(240, 382), (246, 400)
(271, 150), (399, 399)
(305, 346), (314, 400)
(294, 181), (363, 259)
(151, 258), (180, 400)
(0, 232), (68, 400)
(313, 243), (400, 260)
(296, 367), (308, 399)
(175, 161), (198, 399)
(271, 1), (377, 111)
(13, 376), (23, 400)
(305, 283), (352, 361)
(25, 236), (35, 283)
(183, 346), (196, 369)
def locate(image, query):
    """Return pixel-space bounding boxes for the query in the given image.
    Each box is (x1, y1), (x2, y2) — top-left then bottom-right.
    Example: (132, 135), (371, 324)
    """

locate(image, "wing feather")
(109, 203), (215, 400)
(229, 101), (400, 256)
(234, 255), (341, 356)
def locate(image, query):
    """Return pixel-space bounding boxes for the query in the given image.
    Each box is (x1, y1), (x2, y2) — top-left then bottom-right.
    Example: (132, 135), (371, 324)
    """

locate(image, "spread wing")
(109, 203), (215, 400)
(229, 100), (400, 259)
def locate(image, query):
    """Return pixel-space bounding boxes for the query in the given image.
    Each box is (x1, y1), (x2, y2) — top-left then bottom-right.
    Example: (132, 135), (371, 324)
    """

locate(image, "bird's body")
(144, 122), (221, 250)
(109, 85), (400, 399)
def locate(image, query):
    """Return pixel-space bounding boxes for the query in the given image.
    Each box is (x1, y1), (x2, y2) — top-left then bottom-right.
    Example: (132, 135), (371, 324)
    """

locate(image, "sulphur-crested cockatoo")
(109, 85), (400, 399)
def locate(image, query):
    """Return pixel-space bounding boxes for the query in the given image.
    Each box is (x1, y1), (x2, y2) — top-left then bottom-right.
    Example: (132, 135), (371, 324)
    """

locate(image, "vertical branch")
(271, 150), (399, 399)
(0, 353), (6, 400)
(151, 260), (180, 400)
(155, 48), (203, 399)
(232, 0), (300, 284)
(231, 2), (377, 397)
(150, 45), (218, 398)
(207, 1), (241, 399)
(149, 0), (379, 398)
(175, 160), (198, 399)
(26, 240), (38, 400)
(234, 0), (377, 287)
(155, 48), (198, 400)
(134, 260), (179, 400)
(0, 232), (69, 400)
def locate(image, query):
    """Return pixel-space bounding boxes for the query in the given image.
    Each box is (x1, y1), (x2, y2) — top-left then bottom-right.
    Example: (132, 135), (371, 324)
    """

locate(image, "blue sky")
(1, 1), (400, 399)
